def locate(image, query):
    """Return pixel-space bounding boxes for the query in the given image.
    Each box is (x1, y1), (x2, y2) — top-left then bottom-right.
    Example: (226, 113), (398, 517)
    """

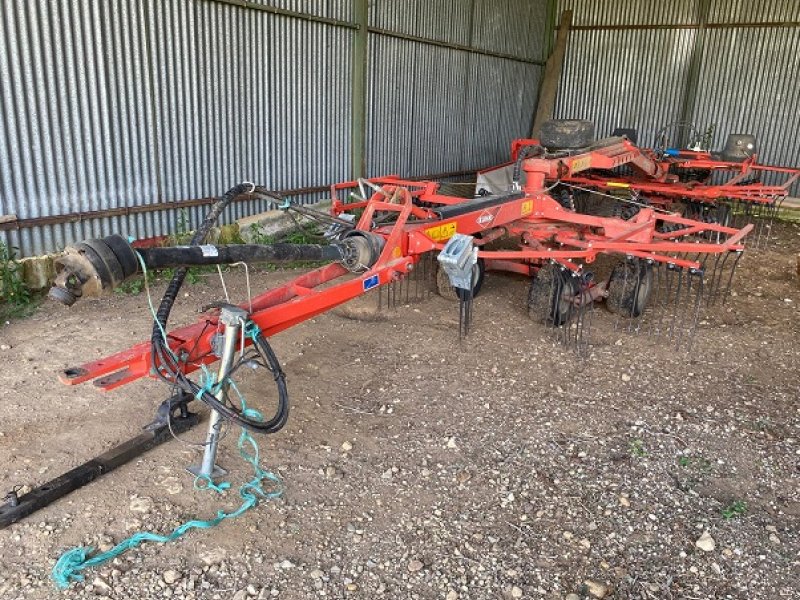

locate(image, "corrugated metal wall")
(0, 0), (547, 257)
(367, 0), (546, 176)
(555, 0), (800, 191)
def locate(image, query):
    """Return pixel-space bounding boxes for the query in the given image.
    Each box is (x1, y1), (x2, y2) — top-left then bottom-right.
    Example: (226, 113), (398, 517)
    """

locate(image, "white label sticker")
(199, 244), (219, 257)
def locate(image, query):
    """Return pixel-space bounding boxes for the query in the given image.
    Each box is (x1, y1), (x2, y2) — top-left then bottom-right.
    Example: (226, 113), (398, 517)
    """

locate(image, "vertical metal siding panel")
(2, 0), (541, 256)
(0, 0), (158, 256)
(367, 0), (548, 178)
(708, 0), (800, 23)
(250, 0), (353, 22)
(555, 27), (696, 146)
(556, 0), (800, 190)
(367, 35), (416, 177)
(691, 24), (800, 191)
(557, 0), (697, 26)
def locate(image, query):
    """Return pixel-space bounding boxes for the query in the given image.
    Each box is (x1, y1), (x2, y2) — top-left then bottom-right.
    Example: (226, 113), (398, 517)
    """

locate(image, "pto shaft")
(49, 232), (384, 306)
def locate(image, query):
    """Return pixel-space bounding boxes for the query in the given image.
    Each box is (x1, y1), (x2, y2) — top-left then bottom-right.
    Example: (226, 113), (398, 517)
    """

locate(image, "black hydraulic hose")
(512, 144), (545, 188)
(150, 183), (290, 433)
(185, 331), (289, 434)
(137, 243), (343, 270)
(151, 182), (254, 356)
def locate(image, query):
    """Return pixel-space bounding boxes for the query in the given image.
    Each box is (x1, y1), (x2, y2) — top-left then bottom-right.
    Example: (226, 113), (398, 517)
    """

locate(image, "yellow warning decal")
(424, 222), (457, 242)
(571, 155), (592, 173)
(521, 200), (533, 216)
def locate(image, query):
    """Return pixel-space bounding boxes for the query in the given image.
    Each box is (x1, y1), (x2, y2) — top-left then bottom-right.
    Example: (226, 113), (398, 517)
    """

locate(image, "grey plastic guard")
(437, 234), (478, 291)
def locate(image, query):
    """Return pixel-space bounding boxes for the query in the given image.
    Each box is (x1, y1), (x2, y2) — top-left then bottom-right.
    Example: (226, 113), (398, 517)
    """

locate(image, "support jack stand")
(186, 305), (248, 484)
(0, 393), (199, 530)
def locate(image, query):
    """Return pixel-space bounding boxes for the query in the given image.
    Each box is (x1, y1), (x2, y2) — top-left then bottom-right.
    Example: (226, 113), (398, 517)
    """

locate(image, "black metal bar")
(435, 191), (525, 220)
(0, 398), (200, 530)
(136, 243), (343, 270)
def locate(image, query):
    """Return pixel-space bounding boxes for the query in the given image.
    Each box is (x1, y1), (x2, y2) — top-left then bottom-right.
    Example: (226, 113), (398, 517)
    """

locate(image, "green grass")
(629, 439), (647, 458)
(721, 500), (747, 519)
(0, 241), (36, 320)
(774, 208), (800, 223)
(677, 454), (713, 473)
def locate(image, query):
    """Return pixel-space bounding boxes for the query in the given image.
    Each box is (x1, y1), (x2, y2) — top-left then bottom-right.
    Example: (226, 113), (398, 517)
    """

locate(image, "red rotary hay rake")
(479, 121), (798, 251)
(2, 120), (775, 527)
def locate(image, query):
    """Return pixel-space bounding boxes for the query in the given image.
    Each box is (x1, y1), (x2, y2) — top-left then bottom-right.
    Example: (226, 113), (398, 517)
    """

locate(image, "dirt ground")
(0, 222), (798, 600)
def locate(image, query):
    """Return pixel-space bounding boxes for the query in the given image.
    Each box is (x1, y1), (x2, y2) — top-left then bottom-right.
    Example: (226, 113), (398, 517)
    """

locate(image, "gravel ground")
(0, 222), (798, 600)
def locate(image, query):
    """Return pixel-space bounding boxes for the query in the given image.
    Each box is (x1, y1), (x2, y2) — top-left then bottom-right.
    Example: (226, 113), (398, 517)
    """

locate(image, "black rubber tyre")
(606, 260), (653, 318)
(436, 258), (485, 302)
(527, 264), (579, 326)
(612, 127), (638, 144)
(539, 119), (595, 150)
(103, 234), (140, 280)
(76, 239), (126, 290)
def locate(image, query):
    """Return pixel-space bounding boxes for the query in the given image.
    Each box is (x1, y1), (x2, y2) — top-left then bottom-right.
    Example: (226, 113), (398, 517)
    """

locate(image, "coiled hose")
(150, 183), (290, 434)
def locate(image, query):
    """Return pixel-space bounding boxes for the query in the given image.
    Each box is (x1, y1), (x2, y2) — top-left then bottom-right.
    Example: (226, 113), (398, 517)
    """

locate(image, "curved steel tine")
(753, 203), (764, 249)
(614, 259), (630, 333)
(546, 266), (558, 329)
(458, 293), (464, 339)
(647, 262), (661, 337)
(712, 251), (732, 306)
(763, 198), (782, 248)
(658, 263), (675, 335)
(630, 259), (642, 333)
(706, 253), (723, 306)
(685, 270), (705, 352)
(466, 267), (476, 337)
(569, 273), (580, 347)
(676, 266), (697, 349)
(668, 267), (685, 339)
(572, 280), (583, 351)
(576, 277), (594, 355)
(721, 251), (743, 305)
(561, 271), (572, 346)
(413, 257), (421, 301)
(556, 271), (567, 344)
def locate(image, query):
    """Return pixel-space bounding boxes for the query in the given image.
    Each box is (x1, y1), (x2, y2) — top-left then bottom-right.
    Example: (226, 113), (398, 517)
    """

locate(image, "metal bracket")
(437, 234), (478, 290)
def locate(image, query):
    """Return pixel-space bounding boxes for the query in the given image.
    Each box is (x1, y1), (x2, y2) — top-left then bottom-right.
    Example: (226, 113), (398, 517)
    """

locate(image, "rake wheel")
(606, 260), (654, 318)
(527, 264), (579, 326)
(435, 258), (485, 302)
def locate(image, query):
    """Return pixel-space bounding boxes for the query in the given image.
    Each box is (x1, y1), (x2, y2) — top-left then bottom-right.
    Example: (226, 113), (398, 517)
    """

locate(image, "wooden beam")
(351, 0), (369, 179)
(531, 9), (573, 138)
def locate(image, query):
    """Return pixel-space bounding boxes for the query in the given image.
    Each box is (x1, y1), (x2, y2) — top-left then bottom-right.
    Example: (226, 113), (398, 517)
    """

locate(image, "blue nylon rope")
(52, 325), (283, 589)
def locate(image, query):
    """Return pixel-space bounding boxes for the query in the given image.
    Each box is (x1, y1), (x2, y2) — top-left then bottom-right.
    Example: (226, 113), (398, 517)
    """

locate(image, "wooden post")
(531, 9), (573, 138)
(351, 0), (369, 179)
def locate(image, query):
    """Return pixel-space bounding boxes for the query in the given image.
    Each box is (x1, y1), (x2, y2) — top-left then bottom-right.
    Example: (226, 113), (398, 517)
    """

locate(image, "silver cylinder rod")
(188, 305), (249, 482)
